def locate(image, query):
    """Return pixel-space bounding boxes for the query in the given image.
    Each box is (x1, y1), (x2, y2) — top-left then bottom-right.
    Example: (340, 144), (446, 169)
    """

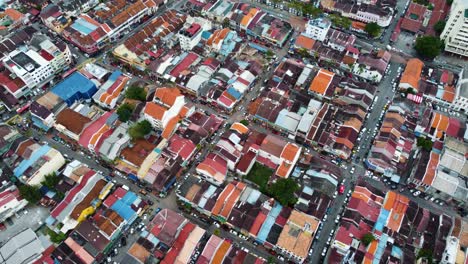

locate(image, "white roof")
(0, 228), (44, 264)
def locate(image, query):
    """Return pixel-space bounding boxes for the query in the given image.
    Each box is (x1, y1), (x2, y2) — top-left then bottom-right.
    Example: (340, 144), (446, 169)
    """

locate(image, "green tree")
(222, 18), (230, 28)
(125, 86), (147, 101)
(364, 22), (382, 38)
(117, 103), (134, 122)
(330, 14), (352, 29)
(18, 185), (42, 204)
(433, 20), (446, 35)
(301, 3), (322, 18)
(41, 172), (60, 189)
(447, 0), (453, 5)
(361, 233), (375, 246)
(297, 48), (311, 58)
(265, 50), (275, 58)
(267, 178), (299, 207)
(417, 137), (433, 151)
(414, 35), (443, 59)
(48, 229), (67, 243)
(213, 229), (221, 236)
(417, 248), (433, 264)
(240, 119), (249, 126)
(128, 120), (152, 140)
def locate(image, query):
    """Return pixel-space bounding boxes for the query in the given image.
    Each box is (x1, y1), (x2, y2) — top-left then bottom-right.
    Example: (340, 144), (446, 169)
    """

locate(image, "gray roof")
(0, 228), (44, 264)
(459, 65), (468, 99)
(99, 123), (130, 160)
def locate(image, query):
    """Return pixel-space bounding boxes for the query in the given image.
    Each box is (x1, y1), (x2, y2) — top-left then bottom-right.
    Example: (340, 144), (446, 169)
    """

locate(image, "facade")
(178, 17), (212, 51)
(304, 17), (331, 42)
(452, 66), (468, 113)
(440, 0), (468, 57)
(0, 184), (28, 223)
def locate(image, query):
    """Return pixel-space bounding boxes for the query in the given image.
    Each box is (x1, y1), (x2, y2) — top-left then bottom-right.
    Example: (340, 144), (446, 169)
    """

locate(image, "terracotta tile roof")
(309, 69), (334, 95)
(161, 116), (179, 139)
(422, 151), (439, 186)
(431, 112), (450, 138)
(144, 102), (167, 120)
(351, 21), (366, 31)
(120, 139), (156, 167)
(400, 58), (423, 90)
(4, 8), (25, 21)
(154, 87), (182, 107)
(56, 108), (92, 135)
(295, 35), (315, 50)
(442, 85), (455, 103)
(207, 28), (230, 46)
(230, 122), (249, 134)
(280, 143), (300, 161)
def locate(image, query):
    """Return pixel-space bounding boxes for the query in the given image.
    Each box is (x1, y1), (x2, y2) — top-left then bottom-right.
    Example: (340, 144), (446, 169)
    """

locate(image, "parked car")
(412, 191), (421, 197)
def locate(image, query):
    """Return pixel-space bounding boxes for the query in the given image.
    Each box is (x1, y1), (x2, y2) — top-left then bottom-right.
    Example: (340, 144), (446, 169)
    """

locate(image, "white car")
(413, 191), (421, 197)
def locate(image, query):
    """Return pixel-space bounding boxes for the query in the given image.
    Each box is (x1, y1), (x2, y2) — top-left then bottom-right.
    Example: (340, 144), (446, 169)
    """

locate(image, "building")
(276, 210), (319, 263)
(39, 4), (71, 33)
(62, 0), (160, 54)
(304, 17), (331, 42)
(0, 184), (28, 223)
(30, 101), (55, 131)
(92, 70), (129, 109)
(452, 65), (468, 113)
(178, 17), (212, 51)
(51, 71), (98, 106)
(0, 228), (45, 264)
(321, 0), (396, 27)
(440, 0), (468, 57)
(143, 87), (186, 138)
(1, 35), (72, 97)
(99, 123), (130, 161)
(399, 58), (424, 91)
(55, 108), (92, 141)
(12, 141), (66, 185)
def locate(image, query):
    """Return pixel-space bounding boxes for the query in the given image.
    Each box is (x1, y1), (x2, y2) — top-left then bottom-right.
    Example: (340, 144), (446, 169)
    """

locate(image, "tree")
(417, 137), (433, 151)
(301, 3), (322, 18)
(414, 36), (443, 59)
(41, 172), (60, 189)
(361, 233), (375, 246)
(48, 229), (67, 243)
(267, 178), (299, 207)
(330, 14), (352, 29)
(297, 48), (311, 58)
(117, 103), (134, 122)
(417, 248), (433, 264)
(447, 0), (453, 5)
(128, 120), (152, 140)
(433, 20), (446, 35)
(213, 229), (221, 236)
(265, 50), (275, 58)
(222, 18), (230, 28)
(125, 86), (147, 101)
(18, 185), (42, 204)
(365, 22), (382, 38)
(240, 119), (249, 126)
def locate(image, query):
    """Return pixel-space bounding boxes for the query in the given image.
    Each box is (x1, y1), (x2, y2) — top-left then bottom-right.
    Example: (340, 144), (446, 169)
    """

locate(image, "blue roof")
(71, 18), (98, 35)
(201, 31), (212, 40)
(110, 191), (138, 221)
(51, 72), (97, 106)
(14, 145), (51, 177)
(257, 203), (282, 243)
(227, 87), (242, 100)
(374, 208), (390, 232)
(108, 71), (122, 82)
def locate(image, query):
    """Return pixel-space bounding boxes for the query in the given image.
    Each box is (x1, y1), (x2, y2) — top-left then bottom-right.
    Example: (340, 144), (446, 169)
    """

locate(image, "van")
(122, 185), (130, 191)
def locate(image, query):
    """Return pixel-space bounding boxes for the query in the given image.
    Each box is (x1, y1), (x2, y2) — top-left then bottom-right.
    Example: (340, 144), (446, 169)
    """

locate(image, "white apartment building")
(441, 0), (468, 58)
(305, 17), (331, 42)
(1, 36), (71, 98)
(451, 66), (468, 113)
(178, 17), (212, 51)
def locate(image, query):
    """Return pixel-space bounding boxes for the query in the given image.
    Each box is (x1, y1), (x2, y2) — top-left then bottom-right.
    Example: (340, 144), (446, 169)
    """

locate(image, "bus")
(16, 102), (31, 114)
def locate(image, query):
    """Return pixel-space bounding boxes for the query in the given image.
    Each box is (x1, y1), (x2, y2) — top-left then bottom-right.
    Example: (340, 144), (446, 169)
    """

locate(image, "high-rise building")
(440, 0), (468, 57)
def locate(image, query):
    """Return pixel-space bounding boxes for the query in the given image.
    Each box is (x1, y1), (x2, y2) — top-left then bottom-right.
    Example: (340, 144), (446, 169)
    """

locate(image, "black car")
(147, 200), (154, 206)
(120, 237), (127, 246)
(390, 185), (397, 190)
(145, 186), (153, 193)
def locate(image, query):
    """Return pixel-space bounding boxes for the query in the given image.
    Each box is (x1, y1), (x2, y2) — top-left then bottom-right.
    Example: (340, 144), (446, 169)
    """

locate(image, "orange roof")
(422, 151), (439, 186)
(207, 28), (230, 46)
(4, 8), (24, 21)
(335, 137), (354, 150)
(276, 160), (291, 178)
(383, 191), (396, 211)
(240, 8), (258, 27)
(155, 87), (182, 107)
(89, 124), (110, 146)
(352, 21), (366, 30)
(212, 240), (231, 264)
(161, 116), (179, 139)
(387, 194), (409, 232)
(295, 35), (315, 50)
(400, 58), (424, 90)
(442, 85), (455, 103)
(179, 106), (189, 118)
(280, 143), (300, 161)
(430, 112), (450, 138)
(144, 102), (167, 120)
(230, 122), (249, 134)
(211, 184), (235, 215)
(309, 69), (334, 95)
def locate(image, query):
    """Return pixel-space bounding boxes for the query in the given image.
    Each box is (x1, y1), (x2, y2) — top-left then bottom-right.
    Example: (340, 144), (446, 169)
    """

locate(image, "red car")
(338, 185), (345, 194)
